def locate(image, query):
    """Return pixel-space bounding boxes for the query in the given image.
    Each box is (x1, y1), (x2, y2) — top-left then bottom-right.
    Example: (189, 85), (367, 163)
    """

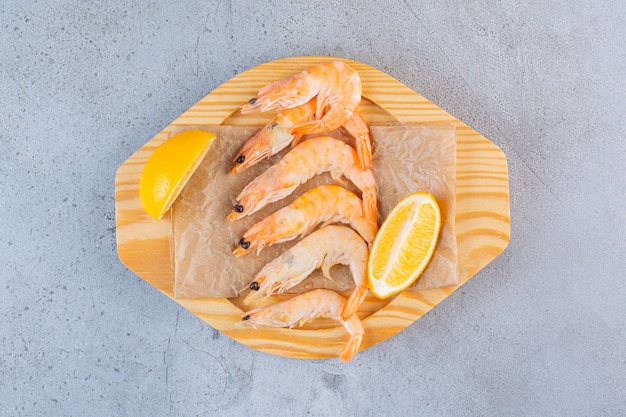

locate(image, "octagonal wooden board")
(115, 56), (510, 360)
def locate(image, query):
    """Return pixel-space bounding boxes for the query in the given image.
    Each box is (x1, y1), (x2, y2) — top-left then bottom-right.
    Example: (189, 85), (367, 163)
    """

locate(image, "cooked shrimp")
(232, 103), (373, 173)
(231, 101), (316, 174)
(244, 225), (369, 320)
(240, 61), (361, 136)
(228, 136), (377, 222)
(233, 184), (377, 257)
(238, 289), (364, 361)
(343, 112), (373, 170)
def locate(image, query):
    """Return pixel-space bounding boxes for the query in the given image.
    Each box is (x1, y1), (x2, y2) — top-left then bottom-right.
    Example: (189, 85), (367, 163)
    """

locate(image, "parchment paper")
(171, 124), (457, 299)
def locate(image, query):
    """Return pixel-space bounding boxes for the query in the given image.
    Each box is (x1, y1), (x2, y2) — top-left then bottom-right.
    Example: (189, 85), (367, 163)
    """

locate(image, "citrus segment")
(139, 130), (216, 220)
(368, 192), (441, 299)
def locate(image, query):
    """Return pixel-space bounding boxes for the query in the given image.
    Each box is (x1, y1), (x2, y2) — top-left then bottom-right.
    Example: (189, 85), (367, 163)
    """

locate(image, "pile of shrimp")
(228, 61), (378, 361)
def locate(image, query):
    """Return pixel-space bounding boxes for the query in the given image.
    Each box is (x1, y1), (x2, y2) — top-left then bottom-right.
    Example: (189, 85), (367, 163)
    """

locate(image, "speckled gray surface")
(1, 1), (625, 416)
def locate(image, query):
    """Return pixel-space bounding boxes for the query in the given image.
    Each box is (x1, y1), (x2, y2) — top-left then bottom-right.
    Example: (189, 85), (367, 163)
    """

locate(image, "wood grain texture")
(115, 56), (510, 359)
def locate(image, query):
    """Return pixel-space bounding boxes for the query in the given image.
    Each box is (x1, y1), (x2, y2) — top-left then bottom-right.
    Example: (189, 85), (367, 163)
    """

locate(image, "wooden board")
(115, 56), (510, 359)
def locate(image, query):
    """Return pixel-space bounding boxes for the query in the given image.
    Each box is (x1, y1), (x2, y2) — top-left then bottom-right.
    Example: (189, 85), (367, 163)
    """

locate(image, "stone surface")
(1, 1), (625, 415)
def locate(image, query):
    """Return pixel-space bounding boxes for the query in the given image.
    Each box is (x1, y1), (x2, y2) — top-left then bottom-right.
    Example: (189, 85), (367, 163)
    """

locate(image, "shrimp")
(244, 225), (369, 320)
(231, 101), (316, 174)
(238, 289), (364, 361)
(240, 61), (362, 136)
(233, 184), (377, 257)
(232, 102), (373, 173)
(228, 136), (377, 222)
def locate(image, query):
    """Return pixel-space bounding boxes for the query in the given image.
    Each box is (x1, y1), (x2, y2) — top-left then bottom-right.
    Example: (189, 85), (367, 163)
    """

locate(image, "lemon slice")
(368, 192), (442, 299)
(139, 130), (216, 220)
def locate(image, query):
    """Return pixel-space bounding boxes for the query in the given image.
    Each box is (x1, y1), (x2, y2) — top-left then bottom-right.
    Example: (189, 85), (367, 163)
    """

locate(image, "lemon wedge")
(368, 192), (442, 299)
(139, 130), (216, 220)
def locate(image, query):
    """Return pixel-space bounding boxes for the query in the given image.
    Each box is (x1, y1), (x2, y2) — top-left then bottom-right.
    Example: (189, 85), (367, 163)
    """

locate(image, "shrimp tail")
(339, 314), (364, 362)
(340, 332), (363, 362)
(356, 137), (373, 171)
(362, 186), (378, 223)
(341, 287), (368, 320)
(350, 216), (378, 247)
(347, 168), (377, 222)
(343, 112), (372, 170)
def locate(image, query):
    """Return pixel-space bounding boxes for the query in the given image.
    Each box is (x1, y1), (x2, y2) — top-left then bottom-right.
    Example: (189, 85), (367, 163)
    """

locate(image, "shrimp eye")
(238, 238), (250, 249)
(242, 315), (251, 321)
(248, 98), (257, 105)
(234, 204), (244, 213)
(270, 123), (278, 129)
(236, 155), (245, 164)
(249, 282), (260, 291)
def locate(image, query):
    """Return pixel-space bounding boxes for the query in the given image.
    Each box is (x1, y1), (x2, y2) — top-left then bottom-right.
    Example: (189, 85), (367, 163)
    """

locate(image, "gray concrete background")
(1, 1), (625, 416)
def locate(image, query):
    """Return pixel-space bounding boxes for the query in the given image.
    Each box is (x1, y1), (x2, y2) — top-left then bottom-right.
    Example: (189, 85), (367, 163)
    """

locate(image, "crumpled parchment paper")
(171, 123), (457, 299)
